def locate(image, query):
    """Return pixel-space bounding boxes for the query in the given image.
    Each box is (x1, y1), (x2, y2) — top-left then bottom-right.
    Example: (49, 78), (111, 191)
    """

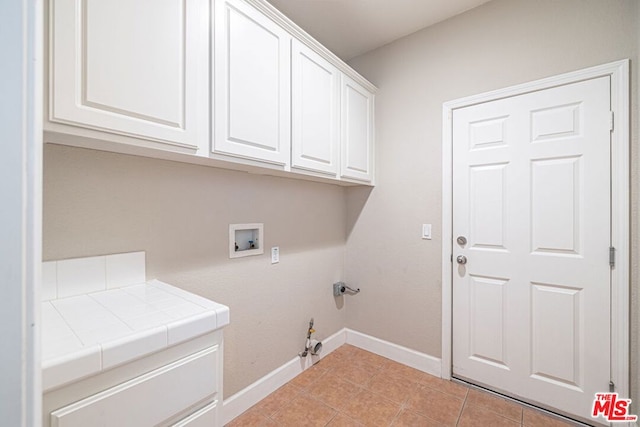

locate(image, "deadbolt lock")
(457, 236), (467, 245)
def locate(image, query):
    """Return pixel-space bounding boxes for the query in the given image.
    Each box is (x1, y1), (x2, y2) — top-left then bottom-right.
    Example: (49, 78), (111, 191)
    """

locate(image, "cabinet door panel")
(291, 40), (339, 175)
(50, 0), (208, 149)
(214, 0), (291, 165)
(341, 76), (374, 182)
(84, 0), (182, 125)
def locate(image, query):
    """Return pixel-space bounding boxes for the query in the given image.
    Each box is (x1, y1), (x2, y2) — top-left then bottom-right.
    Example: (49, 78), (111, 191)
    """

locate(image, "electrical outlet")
(271, 247), (279, 264)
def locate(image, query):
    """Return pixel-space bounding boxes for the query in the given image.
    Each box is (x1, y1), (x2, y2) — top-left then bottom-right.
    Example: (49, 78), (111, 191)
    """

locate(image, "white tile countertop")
(42, 261), (229, 392)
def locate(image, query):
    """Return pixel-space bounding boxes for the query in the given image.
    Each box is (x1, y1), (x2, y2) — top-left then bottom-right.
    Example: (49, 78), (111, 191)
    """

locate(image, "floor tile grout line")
(455, 388), (469, 426)
(322, 408), (339, 427)
(458, 379), (581, 426)
(386, 405), (403, 427)
(229, 344), (575, 427)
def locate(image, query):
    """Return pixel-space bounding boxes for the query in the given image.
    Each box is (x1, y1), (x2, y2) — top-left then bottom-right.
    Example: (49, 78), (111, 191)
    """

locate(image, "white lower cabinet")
(45, 333), (223, 427)
(171, 401), (218, 427)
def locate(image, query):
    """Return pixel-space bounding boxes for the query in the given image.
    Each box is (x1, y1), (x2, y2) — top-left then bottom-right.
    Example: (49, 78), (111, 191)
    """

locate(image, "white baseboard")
(221, 328), (346, 425)
(344, 328), (442, 378)
(222, 328), (441, 424)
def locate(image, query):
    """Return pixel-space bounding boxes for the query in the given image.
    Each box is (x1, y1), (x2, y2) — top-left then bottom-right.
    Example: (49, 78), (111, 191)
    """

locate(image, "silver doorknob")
(456, 255), (467, 265)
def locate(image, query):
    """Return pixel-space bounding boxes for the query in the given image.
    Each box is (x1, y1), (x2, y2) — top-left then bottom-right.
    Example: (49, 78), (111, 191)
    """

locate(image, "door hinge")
(609, 381), (615, 392)
(450, 254), (453, 263)
(609, 111), (614, 131)
(609, 246), (616, 268)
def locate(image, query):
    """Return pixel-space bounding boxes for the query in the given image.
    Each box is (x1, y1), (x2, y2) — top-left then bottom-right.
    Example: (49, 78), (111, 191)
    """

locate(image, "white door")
(452, 76), (611, 423)
(50, 0), (209, 149)
(213, 0), (291, 166)
(341, 75), (374, 183)
(291, 39), (340, 176)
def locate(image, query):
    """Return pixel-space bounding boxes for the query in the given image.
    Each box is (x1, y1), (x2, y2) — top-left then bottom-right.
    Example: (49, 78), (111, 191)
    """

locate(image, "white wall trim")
(441, 60), (631, 403)
(222, 328), (442, 424)
(344, 329), (441, 377)
(441, 93), (453, 381)
(244, 0), (377, 93)
(221, 328), (346, 425)
(0, 0), (43, 426)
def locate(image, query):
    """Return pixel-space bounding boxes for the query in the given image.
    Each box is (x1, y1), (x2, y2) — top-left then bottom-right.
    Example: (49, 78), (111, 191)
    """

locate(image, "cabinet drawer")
(51, 346), (218, 427)
(171, 401), (218, 427)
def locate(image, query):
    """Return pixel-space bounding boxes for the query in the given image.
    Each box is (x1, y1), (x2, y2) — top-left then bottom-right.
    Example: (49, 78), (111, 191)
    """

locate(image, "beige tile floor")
(227, 345), (579, 427)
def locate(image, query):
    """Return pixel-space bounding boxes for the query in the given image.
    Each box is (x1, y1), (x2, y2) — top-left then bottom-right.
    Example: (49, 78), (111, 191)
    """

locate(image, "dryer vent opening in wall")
(229, 223), (264, 258)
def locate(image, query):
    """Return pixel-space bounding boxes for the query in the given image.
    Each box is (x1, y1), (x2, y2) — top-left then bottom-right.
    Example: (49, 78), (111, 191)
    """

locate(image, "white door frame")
(0, 0), (43, 425)
(441, 60), (630, 402)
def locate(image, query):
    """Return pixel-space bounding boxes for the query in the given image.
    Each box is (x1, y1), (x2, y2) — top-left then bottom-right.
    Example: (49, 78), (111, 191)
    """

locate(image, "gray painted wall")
(42, 0), (639, 412)
(43, 144), (348, 397)
(346, 0), (639, 409)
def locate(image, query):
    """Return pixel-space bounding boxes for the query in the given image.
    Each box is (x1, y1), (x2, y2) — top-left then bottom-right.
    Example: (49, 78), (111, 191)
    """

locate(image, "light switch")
(422, 224), (432, 240)
(271, 247), (280, 264)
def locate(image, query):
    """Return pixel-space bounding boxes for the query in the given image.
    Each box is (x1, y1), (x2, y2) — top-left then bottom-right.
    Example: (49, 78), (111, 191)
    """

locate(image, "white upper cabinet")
(49, 0), (209, 151)
(213, 0), (291, 166)
(47, 0), (376, 185)
(341, 75), (374, 183)
(291, 40), (340, 176)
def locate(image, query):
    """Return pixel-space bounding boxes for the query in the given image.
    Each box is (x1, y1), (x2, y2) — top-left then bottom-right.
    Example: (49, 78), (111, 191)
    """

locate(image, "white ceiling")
(267, 0), (492, 60)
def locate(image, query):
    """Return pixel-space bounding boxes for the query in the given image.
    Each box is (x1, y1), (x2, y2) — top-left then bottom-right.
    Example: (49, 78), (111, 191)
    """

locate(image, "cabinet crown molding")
(244, 0), (378, 94)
